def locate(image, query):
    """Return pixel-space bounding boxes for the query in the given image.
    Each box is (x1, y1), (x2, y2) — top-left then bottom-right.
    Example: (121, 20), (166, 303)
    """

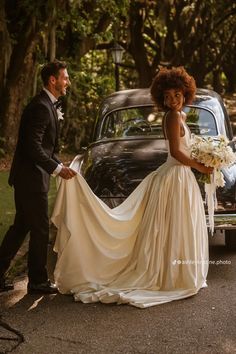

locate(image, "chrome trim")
(208, 214), (236, 230)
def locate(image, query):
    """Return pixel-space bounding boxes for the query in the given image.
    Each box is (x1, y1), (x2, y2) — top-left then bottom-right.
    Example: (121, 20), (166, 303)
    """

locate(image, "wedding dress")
(51, 119), (209, 308)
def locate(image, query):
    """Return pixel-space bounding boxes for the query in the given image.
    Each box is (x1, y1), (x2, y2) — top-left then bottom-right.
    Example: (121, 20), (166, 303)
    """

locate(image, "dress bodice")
(165, 118), (191, 165)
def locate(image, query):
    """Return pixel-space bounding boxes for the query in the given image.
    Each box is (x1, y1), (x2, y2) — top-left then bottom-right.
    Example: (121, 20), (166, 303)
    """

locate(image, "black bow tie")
(54, 100), (61, 109)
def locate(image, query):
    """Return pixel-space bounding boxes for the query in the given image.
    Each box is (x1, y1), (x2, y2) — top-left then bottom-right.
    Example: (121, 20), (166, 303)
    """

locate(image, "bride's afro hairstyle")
(150, 66), (196, 110)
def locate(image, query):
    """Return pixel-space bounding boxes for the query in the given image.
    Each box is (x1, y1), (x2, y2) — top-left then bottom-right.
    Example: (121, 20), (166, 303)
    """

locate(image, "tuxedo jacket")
(9, 90), (61, 193)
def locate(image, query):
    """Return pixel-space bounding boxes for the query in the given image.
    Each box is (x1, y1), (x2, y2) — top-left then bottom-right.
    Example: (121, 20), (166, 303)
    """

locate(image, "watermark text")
(172, 259), (231, 266)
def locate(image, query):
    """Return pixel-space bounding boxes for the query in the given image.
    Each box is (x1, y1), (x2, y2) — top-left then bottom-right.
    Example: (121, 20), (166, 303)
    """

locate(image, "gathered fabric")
(52, 121), (209, 308)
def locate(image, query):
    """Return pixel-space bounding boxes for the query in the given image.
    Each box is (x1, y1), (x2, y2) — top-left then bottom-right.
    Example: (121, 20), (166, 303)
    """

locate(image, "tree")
(0, 0), (63, 152)
(0, 0), (128, 152)
(124, 0), (236, 88)
(1, 0), (236, 154)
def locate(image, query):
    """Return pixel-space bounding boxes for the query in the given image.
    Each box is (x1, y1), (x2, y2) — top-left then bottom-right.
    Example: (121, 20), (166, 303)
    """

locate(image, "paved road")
(0, 232), (235, 354)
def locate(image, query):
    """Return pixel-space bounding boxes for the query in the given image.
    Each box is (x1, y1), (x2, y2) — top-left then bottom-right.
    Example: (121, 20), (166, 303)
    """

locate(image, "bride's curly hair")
(150, 66), (196, 110)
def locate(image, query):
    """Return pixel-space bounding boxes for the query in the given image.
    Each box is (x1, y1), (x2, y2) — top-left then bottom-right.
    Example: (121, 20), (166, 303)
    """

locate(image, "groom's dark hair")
(41, 60), (67, 86)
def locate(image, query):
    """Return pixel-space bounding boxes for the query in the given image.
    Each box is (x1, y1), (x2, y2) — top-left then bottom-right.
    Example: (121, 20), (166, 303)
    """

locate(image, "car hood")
(81, 138), (167, 197)
(79, 138), (236, 211)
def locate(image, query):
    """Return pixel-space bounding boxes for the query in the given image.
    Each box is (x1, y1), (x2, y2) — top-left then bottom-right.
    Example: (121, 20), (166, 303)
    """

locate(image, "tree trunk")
(224, 69), (236, 93)
(0, 0), (63, 153)
(0, 2), (12, 97)
(128, 2), (152, 87)
(212, 70), (224, 94)
(1, 37), (39, 152)
(49, 24), (57, 61)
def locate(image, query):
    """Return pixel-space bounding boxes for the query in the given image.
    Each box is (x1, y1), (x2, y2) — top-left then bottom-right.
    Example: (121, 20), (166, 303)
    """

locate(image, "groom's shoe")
(0, 277), (14, 292)
(27, 280), (58, 295)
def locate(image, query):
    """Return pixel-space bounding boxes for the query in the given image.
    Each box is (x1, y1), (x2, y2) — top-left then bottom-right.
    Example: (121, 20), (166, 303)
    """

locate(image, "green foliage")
(1, 0), (236, 154)
(60, 50), (115, 152)
(0, 172), (14, 242)
(58, 0), (236, 150)
(56, 0), (128, 39)
(186, 109), (199, 124)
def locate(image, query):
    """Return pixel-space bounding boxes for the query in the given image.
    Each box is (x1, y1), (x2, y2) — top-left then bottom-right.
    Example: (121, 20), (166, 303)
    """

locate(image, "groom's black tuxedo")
(0, 90), (62, 284)
(9, 90), (61, 192)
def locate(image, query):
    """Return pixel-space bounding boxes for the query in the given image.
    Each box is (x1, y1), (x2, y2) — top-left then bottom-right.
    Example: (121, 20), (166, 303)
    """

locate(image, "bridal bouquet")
(191, 134), (236, 233)
(191, 134), (236, 186)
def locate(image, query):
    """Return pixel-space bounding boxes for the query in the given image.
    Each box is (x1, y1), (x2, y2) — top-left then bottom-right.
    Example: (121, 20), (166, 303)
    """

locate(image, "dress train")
(51, 122), (209, 308)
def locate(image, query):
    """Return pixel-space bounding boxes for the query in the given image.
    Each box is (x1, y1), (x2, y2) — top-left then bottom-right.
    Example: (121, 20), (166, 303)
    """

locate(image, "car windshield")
(99, 106), (218, 140)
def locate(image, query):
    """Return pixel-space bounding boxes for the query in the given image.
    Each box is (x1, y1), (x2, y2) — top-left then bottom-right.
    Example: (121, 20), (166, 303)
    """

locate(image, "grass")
(0, 171), (57, 243)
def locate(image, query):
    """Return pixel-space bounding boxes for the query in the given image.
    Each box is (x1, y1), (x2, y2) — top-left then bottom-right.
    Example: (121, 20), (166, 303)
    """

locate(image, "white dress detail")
(52, 120), (209, 308)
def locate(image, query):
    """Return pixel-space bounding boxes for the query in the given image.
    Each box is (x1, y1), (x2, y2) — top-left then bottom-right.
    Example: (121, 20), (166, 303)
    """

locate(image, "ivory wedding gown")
(51, 120), (209, 308)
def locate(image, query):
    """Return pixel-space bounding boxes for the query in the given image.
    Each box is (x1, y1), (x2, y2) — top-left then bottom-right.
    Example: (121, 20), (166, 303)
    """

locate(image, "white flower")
(56, 108), (64, 120)
(191, 134), (236, 187)
(191, 134), (236, 235)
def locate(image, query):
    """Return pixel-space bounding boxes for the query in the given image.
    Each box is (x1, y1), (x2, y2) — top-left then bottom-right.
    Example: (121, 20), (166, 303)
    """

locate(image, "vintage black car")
(73, 88), (236, 249)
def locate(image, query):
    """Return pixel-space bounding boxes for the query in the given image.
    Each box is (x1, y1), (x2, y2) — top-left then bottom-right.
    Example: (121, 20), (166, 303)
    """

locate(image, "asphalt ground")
(0, 231), (235, 354)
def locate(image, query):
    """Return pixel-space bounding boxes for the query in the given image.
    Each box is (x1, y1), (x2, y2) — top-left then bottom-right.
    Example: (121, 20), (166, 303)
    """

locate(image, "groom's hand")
(59, 166), (77, 179)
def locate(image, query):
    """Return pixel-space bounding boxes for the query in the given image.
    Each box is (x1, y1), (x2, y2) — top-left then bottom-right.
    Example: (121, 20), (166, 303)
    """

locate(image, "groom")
(0, 60), (76, 294)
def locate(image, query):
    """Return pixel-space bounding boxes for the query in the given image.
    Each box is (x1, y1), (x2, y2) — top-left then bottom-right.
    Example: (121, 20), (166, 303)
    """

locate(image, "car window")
(99, 106), (218, 139)
(184, 106), (218, 136)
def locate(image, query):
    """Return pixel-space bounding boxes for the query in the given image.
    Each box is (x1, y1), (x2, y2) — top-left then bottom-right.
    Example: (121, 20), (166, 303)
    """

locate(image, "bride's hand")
(59, 166), (77, 179)
(196, 162), (213, 175)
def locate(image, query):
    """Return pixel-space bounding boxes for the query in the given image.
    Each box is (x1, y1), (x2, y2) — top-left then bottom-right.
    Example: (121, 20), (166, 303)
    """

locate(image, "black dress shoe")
(27, 280), (58, 294)
(0, 278), (14, 292)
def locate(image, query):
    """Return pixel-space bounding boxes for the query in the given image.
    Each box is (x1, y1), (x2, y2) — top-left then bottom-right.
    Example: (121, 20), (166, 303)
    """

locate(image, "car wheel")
(225, 230), (236, 250)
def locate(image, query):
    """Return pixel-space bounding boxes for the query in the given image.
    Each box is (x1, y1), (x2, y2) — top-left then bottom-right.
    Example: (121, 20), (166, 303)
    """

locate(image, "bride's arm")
(165, 111), (213, 174)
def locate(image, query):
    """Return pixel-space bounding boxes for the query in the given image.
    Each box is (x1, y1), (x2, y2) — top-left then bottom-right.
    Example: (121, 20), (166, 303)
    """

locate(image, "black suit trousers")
(0, 187), (49, 284)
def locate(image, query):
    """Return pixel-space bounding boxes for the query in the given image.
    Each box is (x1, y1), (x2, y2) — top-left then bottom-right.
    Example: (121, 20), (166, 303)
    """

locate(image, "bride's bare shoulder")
(165, 111), (182, 126)
(181, 111), (187, 121)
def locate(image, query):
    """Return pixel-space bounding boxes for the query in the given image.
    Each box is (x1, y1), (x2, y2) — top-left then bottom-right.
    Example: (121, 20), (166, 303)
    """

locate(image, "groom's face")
(54, 68), (71, 97)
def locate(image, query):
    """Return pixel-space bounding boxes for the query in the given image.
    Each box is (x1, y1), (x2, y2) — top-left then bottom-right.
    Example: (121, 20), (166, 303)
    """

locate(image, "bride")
(51, 67), (213, 308)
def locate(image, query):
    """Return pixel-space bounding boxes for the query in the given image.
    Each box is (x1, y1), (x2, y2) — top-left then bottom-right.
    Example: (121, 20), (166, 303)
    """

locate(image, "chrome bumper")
(207, 214), (236, 230)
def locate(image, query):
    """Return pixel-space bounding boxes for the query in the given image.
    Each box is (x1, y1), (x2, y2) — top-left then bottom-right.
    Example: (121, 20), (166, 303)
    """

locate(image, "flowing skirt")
(51, 160), (209, 308)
